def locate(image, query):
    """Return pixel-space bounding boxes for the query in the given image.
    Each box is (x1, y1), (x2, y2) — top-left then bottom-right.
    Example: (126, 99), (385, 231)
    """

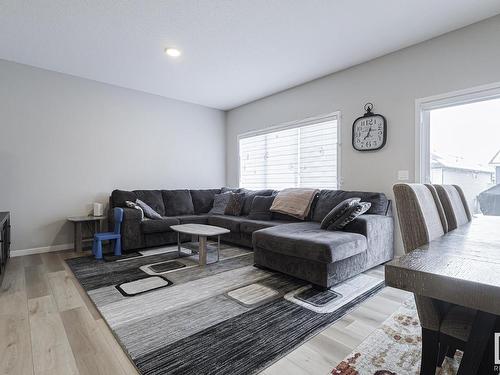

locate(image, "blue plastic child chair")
(92, 207), (123, 259)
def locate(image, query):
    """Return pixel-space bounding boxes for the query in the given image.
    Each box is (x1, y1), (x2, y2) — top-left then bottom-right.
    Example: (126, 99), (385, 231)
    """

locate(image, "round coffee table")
(170, 224), (230, 266)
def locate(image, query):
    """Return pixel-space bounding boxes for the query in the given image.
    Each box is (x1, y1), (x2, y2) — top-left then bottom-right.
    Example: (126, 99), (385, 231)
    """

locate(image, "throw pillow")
(208, 192), (232, 215)
(136, 199), (163, 220)
(224, 192), (246, 216)
(133, 190), (166, 216)
(125, 200), (144, 220)
(327, 201), (372, 230)
(248, 195), (276, 220)
(239, 189), (275, 216)
(320, 198), (360, 229)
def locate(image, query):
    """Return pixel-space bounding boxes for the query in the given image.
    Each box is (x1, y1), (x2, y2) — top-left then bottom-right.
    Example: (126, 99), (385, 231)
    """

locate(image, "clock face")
(352, 114), (386, 151)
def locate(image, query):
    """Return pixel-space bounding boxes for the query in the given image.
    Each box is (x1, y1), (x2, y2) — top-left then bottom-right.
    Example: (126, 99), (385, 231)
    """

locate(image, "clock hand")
(364, 127), (372, 140)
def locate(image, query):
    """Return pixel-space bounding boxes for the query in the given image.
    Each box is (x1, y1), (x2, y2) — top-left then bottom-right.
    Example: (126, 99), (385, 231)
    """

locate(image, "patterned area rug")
(332, 298), (462, 375)
(66, 244), (384, 375)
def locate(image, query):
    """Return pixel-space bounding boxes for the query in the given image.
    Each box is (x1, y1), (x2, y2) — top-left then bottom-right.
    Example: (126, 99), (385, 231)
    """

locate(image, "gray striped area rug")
(66, 244), (384, 375)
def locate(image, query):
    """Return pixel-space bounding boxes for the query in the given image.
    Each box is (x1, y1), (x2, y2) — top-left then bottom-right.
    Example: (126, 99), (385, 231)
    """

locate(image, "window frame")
(237, 111), (342, 190)
(415, 82), (500, 183)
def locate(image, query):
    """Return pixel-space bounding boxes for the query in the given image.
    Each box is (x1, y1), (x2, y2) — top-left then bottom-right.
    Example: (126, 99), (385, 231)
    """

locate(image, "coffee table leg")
(177, 232), (181, 257)
(199, 235), (207, 266)
(217, 235), (220, 262)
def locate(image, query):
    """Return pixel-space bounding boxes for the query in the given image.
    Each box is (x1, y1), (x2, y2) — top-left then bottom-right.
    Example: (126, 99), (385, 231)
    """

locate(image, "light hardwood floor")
(0, 251), (411, 375)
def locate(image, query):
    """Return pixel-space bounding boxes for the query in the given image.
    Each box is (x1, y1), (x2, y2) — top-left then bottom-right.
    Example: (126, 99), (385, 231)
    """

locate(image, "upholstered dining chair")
(431, 184), (472, 231)
(393, 183), (477, 375)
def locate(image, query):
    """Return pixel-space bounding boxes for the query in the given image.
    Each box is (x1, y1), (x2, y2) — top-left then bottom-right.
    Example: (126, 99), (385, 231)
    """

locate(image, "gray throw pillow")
(248, 195), (276, 220)
(224, 193), (246, 216)
(327, 201), (371, 230)
(320, 198), (361, 229)
(239, 189), (275, 216)
(136, 199), (163, 220)
(125, 200), (144, 220)
(208, 192), (232, 215)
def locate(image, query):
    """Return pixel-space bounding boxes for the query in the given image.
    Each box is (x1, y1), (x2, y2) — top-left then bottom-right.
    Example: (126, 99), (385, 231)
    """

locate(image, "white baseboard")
(11, 242), (74, 257)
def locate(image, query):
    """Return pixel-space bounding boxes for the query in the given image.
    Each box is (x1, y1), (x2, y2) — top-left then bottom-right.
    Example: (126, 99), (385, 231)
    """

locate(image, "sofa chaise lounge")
(109, 187), (394, 288)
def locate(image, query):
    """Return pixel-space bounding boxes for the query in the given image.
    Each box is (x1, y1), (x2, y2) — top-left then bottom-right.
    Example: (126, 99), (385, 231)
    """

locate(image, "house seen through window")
(429, 97), (500, 214)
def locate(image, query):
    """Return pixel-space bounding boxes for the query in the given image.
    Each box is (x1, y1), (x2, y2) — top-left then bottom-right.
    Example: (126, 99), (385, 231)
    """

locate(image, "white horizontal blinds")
(239, 115), (338, 190)
(240, 127), (299, 190)
(298, 119), (338, 189)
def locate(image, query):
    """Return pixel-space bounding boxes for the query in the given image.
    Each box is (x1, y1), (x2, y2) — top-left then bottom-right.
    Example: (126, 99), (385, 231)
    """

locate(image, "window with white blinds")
(239, 115), (339, 190)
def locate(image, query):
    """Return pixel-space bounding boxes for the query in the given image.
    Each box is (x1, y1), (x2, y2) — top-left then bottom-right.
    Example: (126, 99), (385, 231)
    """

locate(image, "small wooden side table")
(67, 215), (107, 252)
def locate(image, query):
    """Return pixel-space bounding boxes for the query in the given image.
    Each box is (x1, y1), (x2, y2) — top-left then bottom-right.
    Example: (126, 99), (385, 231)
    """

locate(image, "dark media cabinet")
(0, 212), (11, 285)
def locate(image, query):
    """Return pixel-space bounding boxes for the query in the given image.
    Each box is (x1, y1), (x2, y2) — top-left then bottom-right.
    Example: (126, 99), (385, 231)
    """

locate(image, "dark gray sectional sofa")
(109, 187), (394, 288)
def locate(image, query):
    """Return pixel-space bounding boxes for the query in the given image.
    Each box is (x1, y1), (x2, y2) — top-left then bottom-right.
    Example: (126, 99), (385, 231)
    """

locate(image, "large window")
(239, 114), (339, 190)
(417, 84), (500, 215)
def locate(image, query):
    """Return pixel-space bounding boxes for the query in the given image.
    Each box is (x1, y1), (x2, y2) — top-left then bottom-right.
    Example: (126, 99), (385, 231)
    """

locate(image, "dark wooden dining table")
(385, 215), (500, 375)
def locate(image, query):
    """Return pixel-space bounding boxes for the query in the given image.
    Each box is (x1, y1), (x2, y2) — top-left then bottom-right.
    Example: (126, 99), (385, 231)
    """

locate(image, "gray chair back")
(432, 184), (472, 231)
(393, 183), (450, 330)
(393, 183), (448, 253)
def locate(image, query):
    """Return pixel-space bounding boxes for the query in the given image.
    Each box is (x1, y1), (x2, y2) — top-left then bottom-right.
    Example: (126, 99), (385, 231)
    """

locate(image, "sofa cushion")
(207, 215), (247, 232)
(253, 222), (367, 263)
(272, 211), (302, 222)
(111, 189), (137, 207)
(248, 195), (276, 220)
(133, 190), (165, 216)
(162, 190), (195, 216)
(141, 217), (179, 234)
(240, 189), (275, 216)
(312, 190), (389, 222)
(240, 219), (292, 234)
(176, 215), (209, 225)
(190, 189), (220, 214)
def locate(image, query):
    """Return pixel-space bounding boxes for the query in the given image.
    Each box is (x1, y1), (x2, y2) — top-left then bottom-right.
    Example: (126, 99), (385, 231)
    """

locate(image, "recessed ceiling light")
(165, 48), (181, 57)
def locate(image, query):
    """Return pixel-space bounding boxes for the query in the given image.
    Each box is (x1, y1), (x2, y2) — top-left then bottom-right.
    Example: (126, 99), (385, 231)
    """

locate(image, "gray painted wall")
(226, 15), (500, 253)
(0, 60), (226, 252)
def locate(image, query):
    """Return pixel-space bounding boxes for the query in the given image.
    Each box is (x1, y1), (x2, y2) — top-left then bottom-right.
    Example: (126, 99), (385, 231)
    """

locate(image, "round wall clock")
(352, 103), (387, 151)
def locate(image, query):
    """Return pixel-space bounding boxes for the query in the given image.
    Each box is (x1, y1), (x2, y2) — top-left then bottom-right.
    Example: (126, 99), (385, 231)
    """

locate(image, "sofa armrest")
(122, 207), (142, 221)
(119, 208), (144, 251)
(343, 214), (394, 262)
(343, 214), (391, 236)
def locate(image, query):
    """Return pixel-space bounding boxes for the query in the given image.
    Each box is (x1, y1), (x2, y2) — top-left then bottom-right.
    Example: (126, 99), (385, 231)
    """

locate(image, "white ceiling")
(1, 1), (500, 110)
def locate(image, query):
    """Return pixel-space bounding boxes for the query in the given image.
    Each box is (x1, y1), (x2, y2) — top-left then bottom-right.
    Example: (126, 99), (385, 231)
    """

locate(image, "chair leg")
(446, 346), (456, 359)
(92, 239), (96, 255)
(114, 238), (121, 256)
(95, 240), (103, 260)
(437, 344), (448, 367)
(420, 328), (439, 375)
